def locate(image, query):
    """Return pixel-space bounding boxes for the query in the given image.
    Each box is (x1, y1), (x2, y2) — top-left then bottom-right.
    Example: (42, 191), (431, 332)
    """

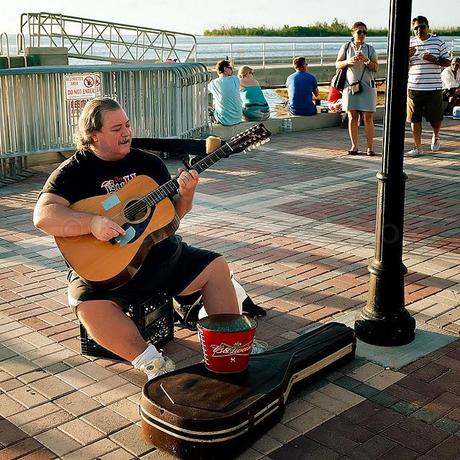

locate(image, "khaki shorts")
(407, 89), (443, 123)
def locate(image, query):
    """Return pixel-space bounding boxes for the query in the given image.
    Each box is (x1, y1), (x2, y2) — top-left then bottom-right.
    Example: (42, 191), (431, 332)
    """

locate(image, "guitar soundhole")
(124, 200), (150, 223)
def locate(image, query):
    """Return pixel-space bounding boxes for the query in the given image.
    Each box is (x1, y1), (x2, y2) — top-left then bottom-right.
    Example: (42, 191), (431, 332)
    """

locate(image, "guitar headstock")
(225, 123), (271, 155)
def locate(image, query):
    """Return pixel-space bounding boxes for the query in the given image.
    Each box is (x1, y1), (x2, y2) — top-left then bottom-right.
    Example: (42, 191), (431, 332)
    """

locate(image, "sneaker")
(404, 147), (422, 157)
(140, 356), (176, 380)
(251, 339), (270, 355)
(431, 137), (440, 152)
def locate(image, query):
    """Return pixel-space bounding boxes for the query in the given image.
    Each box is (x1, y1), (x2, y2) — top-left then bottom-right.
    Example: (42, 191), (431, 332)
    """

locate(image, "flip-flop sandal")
(366, 150), (375, 156)
(348, 149), (359, 155)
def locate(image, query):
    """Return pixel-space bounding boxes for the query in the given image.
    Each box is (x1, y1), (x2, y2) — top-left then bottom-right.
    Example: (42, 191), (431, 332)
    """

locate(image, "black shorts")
(68, 239), (220, 315)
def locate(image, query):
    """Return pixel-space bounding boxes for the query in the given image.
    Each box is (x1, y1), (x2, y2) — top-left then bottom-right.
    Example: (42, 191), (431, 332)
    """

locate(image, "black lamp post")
(354, 0), (416, 345)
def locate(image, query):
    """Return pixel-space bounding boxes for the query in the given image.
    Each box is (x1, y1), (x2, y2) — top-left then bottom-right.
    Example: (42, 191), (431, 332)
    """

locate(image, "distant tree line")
(204, 19), (460, 37)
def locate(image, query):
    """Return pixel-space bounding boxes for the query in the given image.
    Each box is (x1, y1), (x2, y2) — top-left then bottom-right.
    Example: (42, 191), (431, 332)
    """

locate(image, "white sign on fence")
(65, 73), (102, 129)
(65, 73), (102, 100)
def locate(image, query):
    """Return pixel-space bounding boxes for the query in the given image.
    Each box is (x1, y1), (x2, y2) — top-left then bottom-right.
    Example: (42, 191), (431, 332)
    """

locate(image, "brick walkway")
(0, 120), (459, 459)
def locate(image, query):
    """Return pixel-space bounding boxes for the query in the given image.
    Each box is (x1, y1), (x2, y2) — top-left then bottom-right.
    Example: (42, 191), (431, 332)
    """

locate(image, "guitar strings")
(118, 136), (266, 219)
(104, 130), (266, 223)
(106, 147), (227, 221)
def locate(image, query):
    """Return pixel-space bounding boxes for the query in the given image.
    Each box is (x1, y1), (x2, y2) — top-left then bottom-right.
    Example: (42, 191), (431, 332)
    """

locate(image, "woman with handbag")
(336, 21), (379, 156)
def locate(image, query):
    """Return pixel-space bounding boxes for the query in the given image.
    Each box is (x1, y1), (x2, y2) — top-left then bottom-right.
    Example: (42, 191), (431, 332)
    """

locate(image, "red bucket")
(197, 314), (257, 373)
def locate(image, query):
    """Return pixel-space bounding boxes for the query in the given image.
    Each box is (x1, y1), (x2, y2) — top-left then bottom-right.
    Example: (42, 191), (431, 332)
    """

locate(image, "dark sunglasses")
(356, 30), (367, 35)
(414, 24), (427, 31)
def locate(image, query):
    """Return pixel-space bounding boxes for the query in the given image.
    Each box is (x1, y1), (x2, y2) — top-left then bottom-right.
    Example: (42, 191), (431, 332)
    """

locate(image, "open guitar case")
(140, 322), (356, 459)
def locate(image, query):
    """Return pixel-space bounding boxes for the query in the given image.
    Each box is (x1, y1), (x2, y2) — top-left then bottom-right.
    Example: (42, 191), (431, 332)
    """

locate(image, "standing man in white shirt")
(405, 16), (451, 157)
(441, 57), (460, 115)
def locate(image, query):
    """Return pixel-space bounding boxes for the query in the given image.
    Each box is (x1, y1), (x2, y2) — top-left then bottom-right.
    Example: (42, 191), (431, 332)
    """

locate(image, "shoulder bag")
(331, 42), (351, 92)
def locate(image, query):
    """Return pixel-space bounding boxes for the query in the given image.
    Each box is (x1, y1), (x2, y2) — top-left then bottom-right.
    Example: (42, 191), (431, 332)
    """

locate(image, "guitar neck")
(144, 143), (234, 206)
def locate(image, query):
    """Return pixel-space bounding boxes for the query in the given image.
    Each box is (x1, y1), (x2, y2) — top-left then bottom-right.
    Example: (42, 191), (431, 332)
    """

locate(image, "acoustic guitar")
(55, 124), (271, 289)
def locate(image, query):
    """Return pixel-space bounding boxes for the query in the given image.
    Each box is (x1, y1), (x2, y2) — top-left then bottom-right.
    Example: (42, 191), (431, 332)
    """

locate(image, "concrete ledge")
(25, 47), (69, 66)
(210, 106), (384, 139)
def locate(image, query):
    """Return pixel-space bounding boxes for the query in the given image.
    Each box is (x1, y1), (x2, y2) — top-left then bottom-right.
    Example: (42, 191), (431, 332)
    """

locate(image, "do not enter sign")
(65, 73), (102, 100)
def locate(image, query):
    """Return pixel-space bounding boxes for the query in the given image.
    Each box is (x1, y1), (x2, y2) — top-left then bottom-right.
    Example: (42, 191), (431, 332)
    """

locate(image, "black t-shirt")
(43, 148), (171, 203)
(42, 148), (181, 279)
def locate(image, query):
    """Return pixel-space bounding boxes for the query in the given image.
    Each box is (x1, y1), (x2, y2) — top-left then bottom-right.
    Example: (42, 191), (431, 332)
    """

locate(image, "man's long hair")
(74, 97), (122, 151)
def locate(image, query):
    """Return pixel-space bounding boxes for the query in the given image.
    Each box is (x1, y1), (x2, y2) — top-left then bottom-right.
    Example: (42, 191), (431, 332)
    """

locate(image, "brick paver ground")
(0, 119), (459, 459)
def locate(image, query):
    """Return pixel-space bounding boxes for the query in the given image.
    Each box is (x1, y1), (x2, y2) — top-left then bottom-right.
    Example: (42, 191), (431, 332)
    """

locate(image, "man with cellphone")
(405, 15), (451, 157)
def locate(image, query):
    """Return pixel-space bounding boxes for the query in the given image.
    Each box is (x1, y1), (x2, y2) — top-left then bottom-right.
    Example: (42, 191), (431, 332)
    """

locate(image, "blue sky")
(1, 0), (458, 34)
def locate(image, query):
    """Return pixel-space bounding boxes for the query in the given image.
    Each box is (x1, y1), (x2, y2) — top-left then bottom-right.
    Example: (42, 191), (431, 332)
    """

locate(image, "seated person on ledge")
(286, 56), (319, 116)
(33, 97), (241, 380)
(238, 65), (270, 122)
(441, 57), (460, 115)
(209, 59), (243, 126)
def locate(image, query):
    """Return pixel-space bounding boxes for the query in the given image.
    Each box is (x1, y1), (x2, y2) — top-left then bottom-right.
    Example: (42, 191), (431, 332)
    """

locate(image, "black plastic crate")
(80, 293), (174, 360)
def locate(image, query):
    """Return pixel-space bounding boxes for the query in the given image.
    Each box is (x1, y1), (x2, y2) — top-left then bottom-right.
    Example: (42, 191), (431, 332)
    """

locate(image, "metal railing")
(451, 38), (460, 57)
(0, 33), (28, 69)
(20, 12), (198, 63)
(0, 63), (212, 183)
(195, 37), (460, 68)
(6, 20), (460, 69)
(195, 40), (390, 68)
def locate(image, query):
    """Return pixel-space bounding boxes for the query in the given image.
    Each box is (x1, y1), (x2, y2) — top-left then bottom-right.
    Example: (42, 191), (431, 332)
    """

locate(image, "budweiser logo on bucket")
(211, 341), (253, 357)
(198, 314), (257, 373)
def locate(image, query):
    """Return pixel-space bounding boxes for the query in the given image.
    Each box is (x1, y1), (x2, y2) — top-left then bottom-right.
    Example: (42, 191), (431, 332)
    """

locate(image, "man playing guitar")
(33, 97), (241, 380)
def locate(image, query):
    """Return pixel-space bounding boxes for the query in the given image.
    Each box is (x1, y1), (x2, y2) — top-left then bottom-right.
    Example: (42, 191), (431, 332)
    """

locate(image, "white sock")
(131, 344), (162, 368)
(230, 274), (247, 312)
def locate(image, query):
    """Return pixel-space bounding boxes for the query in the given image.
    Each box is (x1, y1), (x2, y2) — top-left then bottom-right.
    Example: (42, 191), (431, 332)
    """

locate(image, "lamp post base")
(354, 310), (416, 346)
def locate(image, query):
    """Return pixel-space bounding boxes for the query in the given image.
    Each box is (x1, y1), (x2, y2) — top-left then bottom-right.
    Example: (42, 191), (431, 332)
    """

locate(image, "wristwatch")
(364, 59), (371, 65)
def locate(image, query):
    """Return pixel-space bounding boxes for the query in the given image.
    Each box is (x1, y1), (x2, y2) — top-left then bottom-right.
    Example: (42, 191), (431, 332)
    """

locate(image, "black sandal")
(348, 149), (359, 155)
(173, 293), (203, 331)
(173, 294), (267, 331)
(242, 297), (266, 318)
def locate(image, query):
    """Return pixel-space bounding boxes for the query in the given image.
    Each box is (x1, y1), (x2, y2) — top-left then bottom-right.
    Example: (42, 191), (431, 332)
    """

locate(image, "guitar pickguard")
(112, 206), (155, 246)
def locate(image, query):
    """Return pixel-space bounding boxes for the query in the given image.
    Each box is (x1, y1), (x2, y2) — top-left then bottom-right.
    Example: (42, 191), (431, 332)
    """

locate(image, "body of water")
(3, 34), (456, 115)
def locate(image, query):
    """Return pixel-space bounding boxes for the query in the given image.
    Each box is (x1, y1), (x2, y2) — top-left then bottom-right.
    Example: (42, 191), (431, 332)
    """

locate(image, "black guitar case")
(140, 322), (355, 459)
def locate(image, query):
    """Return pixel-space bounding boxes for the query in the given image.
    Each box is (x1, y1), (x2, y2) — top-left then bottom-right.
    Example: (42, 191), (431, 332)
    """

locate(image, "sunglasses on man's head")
(414, 24), (427, 31)
(356, 30), (367, 35)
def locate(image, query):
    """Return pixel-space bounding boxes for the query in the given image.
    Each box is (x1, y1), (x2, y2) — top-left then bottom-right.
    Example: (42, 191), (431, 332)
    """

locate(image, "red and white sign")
(65, 73), (102, 100)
